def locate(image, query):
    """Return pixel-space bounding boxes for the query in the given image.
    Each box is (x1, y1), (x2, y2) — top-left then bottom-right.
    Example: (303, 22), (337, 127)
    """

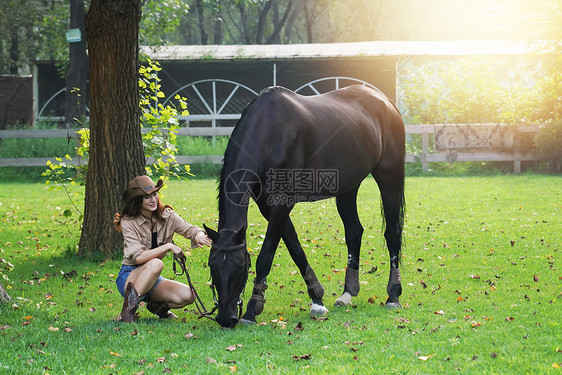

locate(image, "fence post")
(422, 132), (429, 172)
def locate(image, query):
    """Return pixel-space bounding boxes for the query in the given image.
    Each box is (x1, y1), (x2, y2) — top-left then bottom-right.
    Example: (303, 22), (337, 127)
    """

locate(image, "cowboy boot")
(120, 282), (141, 323)
(147, 302), (178, 319)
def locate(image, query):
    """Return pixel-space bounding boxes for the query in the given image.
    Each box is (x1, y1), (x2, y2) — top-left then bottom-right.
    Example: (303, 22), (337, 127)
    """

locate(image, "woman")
(114, 175), (212, 323)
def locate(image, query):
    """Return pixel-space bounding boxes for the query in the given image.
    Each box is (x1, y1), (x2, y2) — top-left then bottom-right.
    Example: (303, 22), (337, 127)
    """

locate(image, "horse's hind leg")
(334, 187), (363, 307)
(372, 168), (405, 309)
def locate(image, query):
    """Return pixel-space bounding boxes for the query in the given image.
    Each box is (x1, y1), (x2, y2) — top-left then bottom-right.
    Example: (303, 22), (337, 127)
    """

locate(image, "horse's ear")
(203, 224), (219, 241)
(234, 227), (246, 244)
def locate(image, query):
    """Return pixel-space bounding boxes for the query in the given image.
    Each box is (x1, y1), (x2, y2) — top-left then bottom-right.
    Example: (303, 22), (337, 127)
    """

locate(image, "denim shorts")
(116, 264), (164, 302)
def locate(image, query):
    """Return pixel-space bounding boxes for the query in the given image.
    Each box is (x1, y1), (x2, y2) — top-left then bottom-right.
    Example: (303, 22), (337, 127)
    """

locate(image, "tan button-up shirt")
(120, 208), (204, 266)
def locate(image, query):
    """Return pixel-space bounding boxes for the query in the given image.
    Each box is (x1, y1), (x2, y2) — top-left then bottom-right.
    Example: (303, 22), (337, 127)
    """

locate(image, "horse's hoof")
(310, 303), (329, 316)
(385, 301), (402, 309)
(238, 318), (256, 325)
(334, 292), (352, 307)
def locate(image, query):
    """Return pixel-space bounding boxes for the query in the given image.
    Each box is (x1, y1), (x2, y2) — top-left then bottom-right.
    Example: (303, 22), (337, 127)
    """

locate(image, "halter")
(211, 243), (247, 252)
(173, 243), (250, 323)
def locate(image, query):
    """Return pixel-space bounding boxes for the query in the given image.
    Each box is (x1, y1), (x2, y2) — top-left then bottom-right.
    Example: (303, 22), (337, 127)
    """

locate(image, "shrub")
(534, 120), (562, 172)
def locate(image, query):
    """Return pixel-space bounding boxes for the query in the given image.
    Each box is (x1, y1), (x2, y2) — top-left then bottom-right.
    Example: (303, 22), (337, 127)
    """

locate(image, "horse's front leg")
(281, 218), (328, 316)
(240, 206), (290, 325)
(334, 187), (363, 307)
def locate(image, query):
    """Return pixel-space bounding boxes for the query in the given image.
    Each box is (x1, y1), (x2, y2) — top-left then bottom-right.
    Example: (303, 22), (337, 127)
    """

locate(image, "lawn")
(0, 175), (560, 374)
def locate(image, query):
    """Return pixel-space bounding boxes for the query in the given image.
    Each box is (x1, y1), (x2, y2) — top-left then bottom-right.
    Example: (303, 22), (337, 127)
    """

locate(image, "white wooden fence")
(0, 124), (540, 173)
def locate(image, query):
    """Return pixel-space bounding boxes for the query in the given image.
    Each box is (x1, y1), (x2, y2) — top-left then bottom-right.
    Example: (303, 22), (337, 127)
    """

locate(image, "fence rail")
(0, 124), (541, 172)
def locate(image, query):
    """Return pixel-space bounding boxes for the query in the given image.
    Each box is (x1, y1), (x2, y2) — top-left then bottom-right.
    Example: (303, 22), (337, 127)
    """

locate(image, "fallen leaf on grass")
(48, 326), (59, 332)
(156, 357), (166, 363)
(229, 365), (237, 373)
(206, 357), (217, 364)
(418, 354), (436, 361)
(292, 354), (312, 361)
(434, 310), (445, 315)
(110, 351), (121, 357)
(226, 344), (243, 352)
(312, 316), (328, 322)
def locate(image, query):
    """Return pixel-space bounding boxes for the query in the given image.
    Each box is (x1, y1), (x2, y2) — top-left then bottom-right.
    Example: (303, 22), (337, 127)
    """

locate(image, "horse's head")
(204, 224), (250, 328)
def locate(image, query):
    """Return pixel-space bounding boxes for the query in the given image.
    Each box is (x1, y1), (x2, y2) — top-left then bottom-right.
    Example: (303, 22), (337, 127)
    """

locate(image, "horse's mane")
(216, 94), (261, 228)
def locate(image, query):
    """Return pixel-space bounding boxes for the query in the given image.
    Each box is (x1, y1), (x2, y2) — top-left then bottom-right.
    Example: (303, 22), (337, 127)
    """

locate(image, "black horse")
(204, 85), (405, 328)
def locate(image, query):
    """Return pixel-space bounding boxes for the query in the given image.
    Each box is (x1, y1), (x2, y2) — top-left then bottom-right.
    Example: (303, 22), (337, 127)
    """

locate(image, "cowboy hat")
(123, 175), (163, 204)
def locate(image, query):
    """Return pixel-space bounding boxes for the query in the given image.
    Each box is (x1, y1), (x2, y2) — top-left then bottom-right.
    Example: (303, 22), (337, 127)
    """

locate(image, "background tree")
(79, 0), (145, 256)
(65, 0), (88, 130)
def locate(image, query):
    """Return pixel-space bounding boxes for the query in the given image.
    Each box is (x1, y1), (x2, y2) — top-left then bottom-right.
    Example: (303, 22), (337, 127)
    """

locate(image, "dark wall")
(33, 57), (399, 122)
(159, 57), (397, 101)
(0, 76), (33, 129)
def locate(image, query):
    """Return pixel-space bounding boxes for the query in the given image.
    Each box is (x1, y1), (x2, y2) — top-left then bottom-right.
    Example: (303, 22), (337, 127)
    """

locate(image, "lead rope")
(173, 254), (218, 321)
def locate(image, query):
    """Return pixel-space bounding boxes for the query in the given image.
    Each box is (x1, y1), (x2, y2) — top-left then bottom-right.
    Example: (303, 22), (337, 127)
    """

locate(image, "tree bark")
(195, 0), (208, 45)
(255, 0), (273, 44)
(80, 0), (145, 257)
(303, 1), (315, 44)
(265, 0), (294, 44)
(237, 2), (251, 44)
(9, 28), (19, 75)
(0, 281), (11, 304)
(65, 0), (89, 129)
(213, 0), (223, 45)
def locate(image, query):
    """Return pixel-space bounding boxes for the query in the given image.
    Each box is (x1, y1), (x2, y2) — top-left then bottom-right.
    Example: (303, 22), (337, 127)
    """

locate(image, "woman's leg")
(149, 279), (194, 309)
(124, 258), (164, 295)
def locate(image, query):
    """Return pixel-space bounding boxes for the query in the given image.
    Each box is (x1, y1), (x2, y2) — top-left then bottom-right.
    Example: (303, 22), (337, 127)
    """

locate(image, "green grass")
(0, 176), (560, 374)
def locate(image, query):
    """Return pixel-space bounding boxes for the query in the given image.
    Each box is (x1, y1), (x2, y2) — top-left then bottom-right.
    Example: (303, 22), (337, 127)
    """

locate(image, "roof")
(142, 40), (540, 61)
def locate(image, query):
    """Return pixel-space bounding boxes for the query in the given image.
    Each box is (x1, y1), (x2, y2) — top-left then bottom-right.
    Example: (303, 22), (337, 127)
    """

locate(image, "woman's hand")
(168, 243), (184, 257)
(195, 231), (212, 248)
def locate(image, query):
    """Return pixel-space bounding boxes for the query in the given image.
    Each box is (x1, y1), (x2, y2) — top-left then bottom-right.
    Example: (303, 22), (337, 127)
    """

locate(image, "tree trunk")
(80, 0), (145, 257)
(303, 1), (314, 44)
(265, 0), (294, 45)
(213, 0), (223, 45)
(237, 2), (251, 44)
(195, 0), (208, 45)
(0, 281), (10, 304)
(65, 0), (89, 129)
(9, 28), (19, 75)
(255, 0), (274, 44)
(283, 1), (300, 43)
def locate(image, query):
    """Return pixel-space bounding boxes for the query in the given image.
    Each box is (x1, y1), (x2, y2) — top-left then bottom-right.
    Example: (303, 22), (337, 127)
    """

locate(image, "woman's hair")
(114, 194), (172, 232)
